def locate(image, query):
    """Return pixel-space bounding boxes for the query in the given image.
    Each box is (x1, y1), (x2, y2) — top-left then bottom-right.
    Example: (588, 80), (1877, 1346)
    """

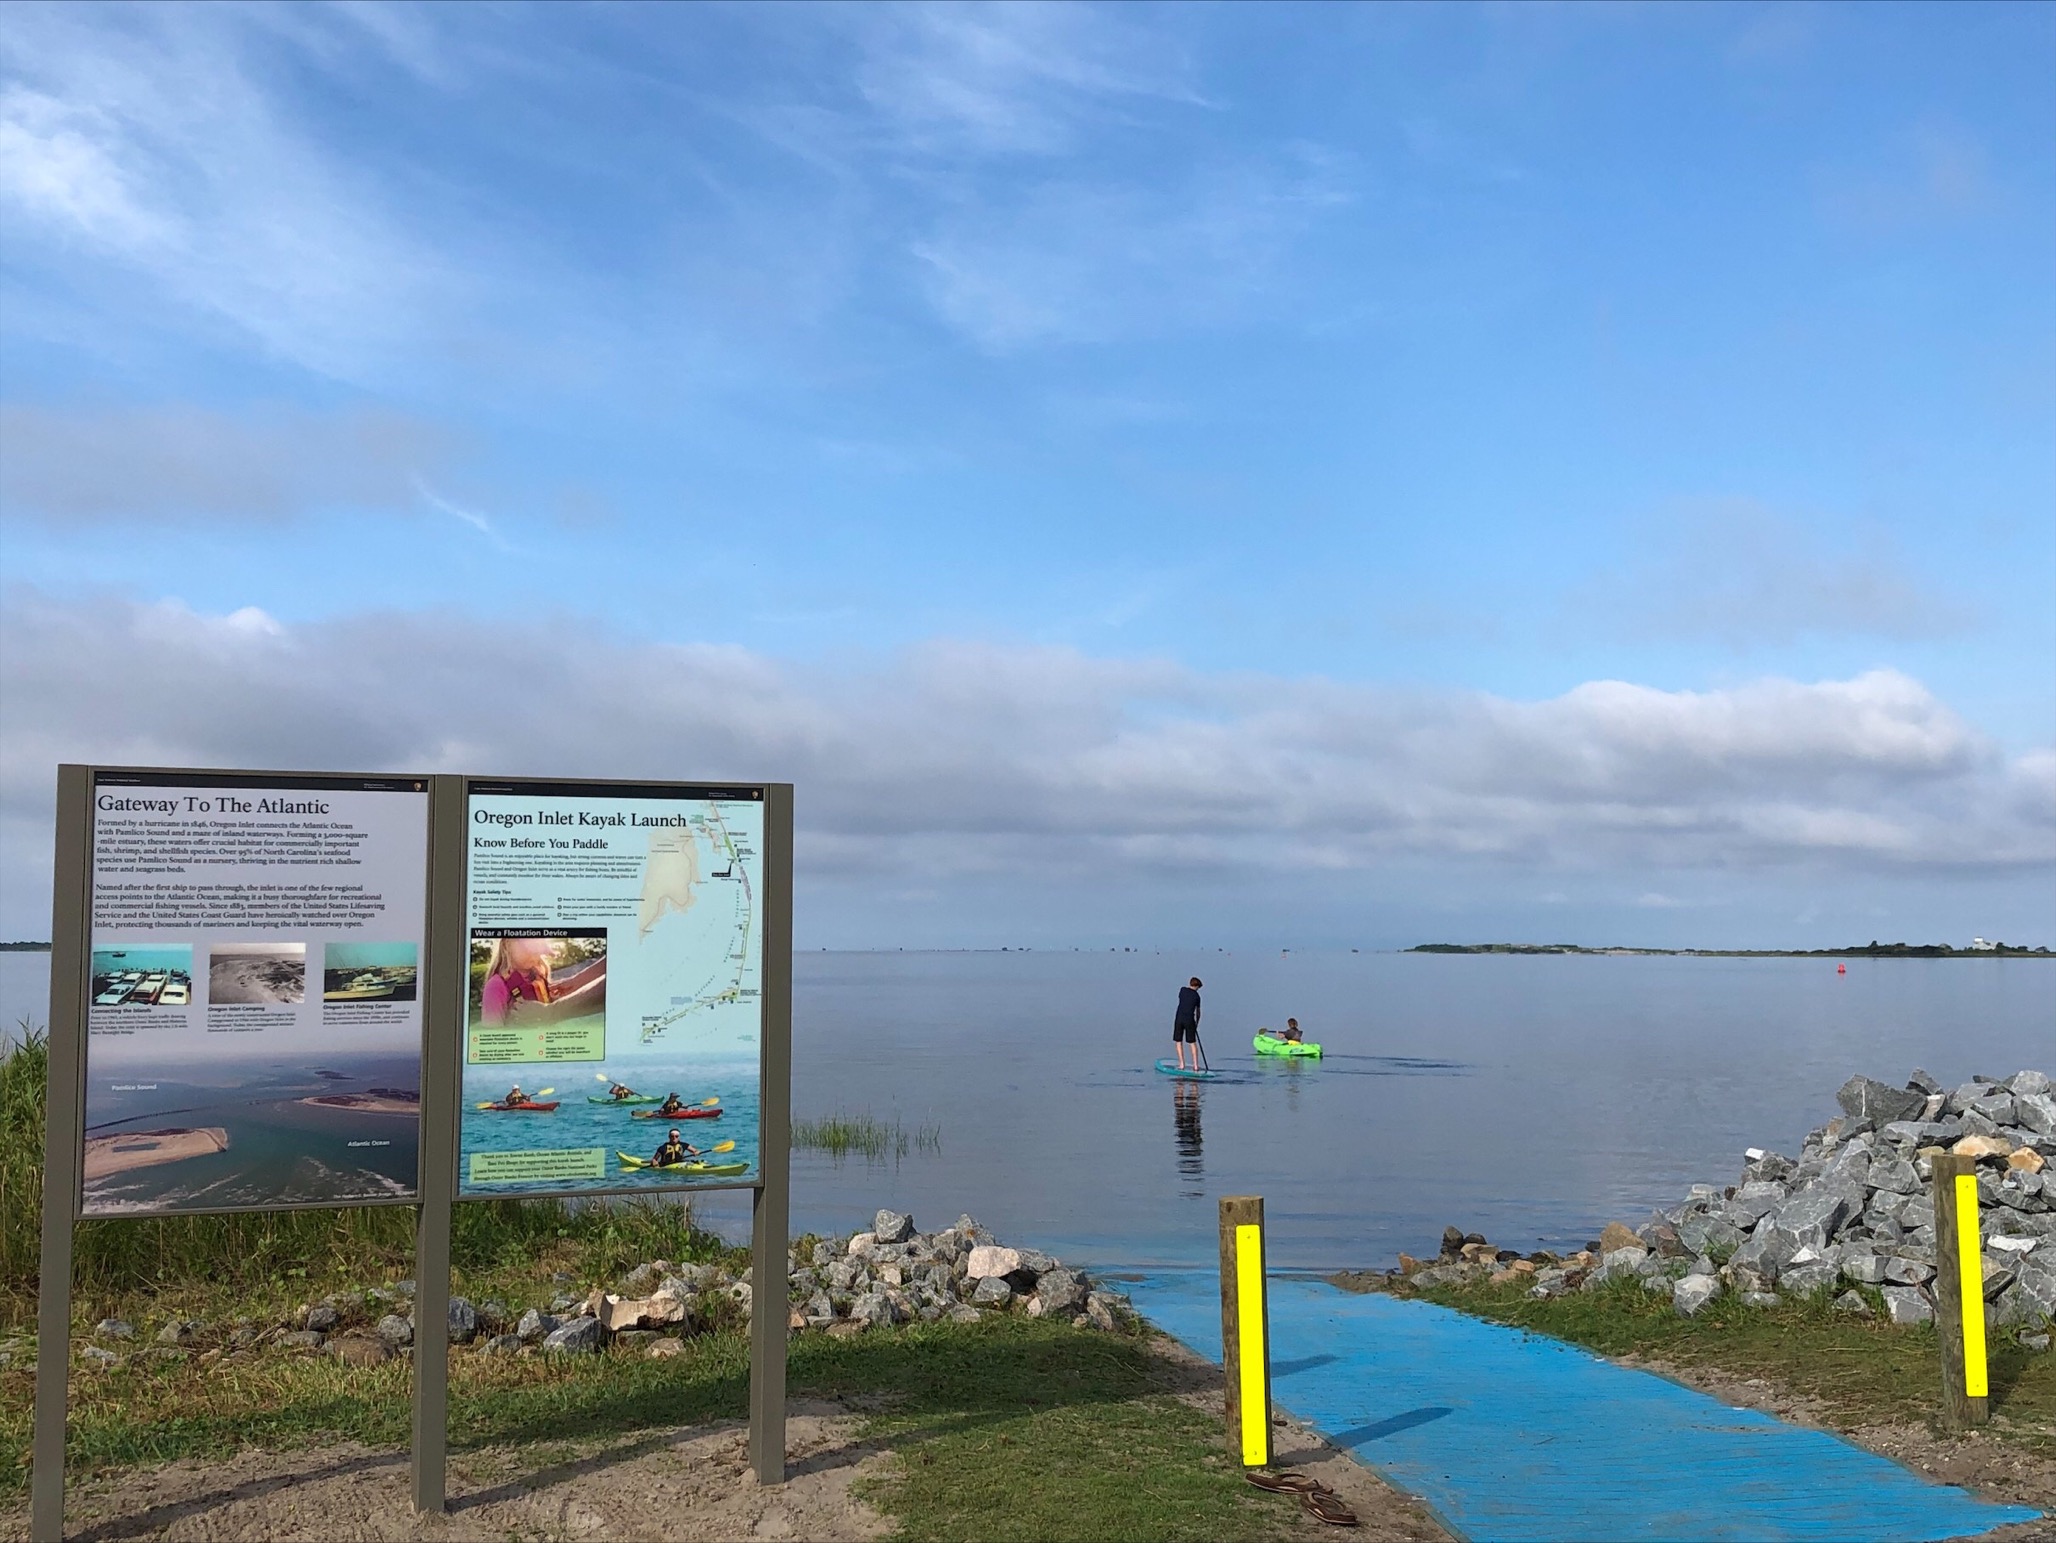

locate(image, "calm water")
(9, 948), (2052, 1270)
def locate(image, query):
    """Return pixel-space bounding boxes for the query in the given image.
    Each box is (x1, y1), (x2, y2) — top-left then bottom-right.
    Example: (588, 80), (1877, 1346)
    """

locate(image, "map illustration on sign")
(458, 783), (764, 1196)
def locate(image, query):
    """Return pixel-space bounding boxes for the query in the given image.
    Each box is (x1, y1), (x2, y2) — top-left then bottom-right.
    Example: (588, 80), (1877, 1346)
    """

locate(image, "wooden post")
(1931, 1153), (1989, 1430)
(1218, 1195), (1272, 1469)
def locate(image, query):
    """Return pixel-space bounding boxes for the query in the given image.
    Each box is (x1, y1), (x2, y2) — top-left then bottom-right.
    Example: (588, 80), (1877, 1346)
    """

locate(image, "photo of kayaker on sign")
(470, 931), (607, 1027)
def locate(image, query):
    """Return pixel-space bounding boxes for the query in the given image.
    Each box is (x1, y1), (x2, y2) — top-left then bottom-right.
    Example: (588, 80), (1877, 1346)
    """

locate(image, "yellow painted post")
(1218, 1196), (1273, 1468)
(1931, 1153), (1989, 1429)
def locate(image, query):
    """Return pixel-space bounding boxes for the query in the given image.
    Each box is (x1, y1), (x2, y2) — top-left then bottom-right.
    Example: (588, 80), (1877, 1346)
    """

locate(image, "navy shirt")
(1175, 985), (1201, 1028)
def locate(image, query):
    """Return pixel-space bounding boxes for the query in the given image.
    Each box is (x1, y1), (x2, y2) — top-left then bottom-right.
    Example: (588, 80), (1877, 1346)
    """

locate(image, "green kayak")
(1253, 1033), (1322, 1059)
(588, 1093), (661, 1105)
(616, 1151), (747, 1175)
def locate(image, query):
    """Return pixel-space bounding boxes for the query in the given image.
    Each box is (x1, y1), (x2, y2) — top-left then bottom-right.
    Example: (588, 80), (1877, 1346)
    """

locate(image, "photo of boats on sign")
(90, 945), (193, 1007)
(323, 941), (418, 1004)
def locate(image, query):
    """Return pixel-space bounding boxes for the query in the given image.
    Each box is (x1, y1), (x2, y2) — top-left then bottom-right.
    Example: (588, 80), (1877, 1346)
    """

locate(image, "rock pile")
(72, 1210), (1135, 1369)
(1379, 1069), (2055, 1339)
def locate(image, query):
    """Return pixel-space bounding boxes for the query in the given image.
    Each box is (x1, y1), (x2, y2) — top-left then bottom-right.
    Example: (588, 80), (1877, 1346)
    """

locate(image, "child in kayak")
(657, 1092), (687, 1115)
(652, 1129), (701, 1168)
(1172, 977), (1203, 1070)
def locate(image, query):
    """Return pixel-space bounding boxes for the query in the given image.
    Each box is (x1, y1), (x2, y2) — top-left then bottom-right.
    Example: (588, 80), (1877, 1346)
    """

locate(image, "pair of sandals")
(1245, 1468), (1358, 1527)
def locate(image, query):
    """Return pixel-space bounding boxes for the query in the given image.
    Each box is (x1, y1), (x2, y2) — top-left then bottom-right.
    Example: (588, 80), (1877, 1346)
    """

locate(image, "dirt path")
(1, 1403), (888, 1543)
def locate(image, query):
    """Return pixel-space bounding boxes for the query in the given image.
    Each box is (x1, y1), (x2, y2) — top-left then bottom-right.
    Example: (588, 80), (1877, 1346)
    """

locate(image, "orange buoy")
(1837, 963), (1847, 974)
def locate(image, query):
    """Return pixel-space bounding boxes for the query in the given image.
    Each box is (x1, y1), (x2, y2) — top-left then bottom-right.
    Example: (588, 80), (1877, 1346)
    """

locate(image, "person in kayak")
(657, 1092), (687, 1115)
(652, 1129), (701, 1168)
(605, 1081), (638, 1101)
(1172, 977), (1203, 1070)
(1283, 1018), (1304, 1043)
(503, 1085), (531, 1107)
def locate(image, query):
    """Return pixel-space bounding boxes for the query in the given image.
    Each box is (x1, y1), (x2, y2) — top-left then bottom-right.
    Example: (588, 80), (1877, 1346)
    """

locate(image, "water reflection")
(1172, 1079), (1204, 1195)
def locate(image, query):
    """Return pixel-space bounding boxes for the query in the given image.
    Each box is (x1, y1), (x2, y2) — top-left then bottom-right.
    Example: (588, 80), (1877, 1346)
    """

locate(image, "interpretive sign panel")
(457, 779), (766, 1197)
(81, 771), (429, 1215)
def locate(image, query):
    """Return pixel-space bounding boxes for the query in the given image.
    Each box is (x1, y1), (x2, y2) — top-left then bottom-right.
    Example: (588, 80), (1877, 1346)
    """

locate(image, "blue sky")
(2, 2), (2052, 946)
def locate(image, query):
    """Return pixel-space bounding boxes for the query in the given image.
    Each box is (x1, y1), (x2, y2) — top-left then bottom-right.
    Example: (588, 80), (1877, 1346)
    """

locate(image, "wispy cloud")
(1817, 118), (2001, 232)
(0, 403), (459, 524)
(1571, 501), (1975, 648)
(0, 5), (457, 379)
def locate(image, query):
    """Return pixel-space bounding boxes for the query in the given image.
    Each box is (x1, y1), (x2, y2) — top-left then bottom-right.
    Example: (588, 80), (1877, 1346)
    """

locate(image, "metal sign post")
(30, 767), (91, 1543)
(749, 783), (794, 1484)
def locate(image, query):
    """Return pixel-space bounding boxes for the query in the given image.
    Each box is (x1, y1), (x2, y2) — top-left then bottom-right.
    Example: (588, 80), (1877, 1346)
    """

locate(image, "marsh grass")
(791, 1112), (942, 1165)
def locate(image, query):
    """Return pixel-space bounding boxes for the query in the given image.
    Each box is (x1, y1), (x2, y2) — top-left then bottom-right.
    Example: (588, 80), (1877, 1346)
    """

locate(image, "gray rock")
(542, 1316), (602, 1354)
(1780, 1262), (1841, 1297)
(305, 1305), (341, 1334)
(1673, 1275), (1720, 1316)
(155, 1320), (200, 1347)
(1881, 1256), (1935, 1286)
(1742, 1150), (1796, 1183)
(279, 1329), (326, 1350)
(447, 1297), (479, 1344)
(1906, 1068), (1944, 1096)
(2015, 1092), (2056, 1137)
(850, 1291), (899, 1327)
(1036, 1269), (1088, 1314)
(478, 1334), (523, 1355)
(1867, 1158), (1920, 1196)
(1881, 1285), (1934, 1325)
(515, 1308), (557, 1343)
(970, 1275), (1014, 1308)
(1739, 1291), (1781, 1309)
(1971, 1093), (2019, 1128)
(1677, 1212), (1745, 1257)
(620, 1263), (663, 1294)
(947, 1304), (984, 1324)
(1842, 1252), (1887, 1285)
(375, 1314), (414, 1348)
(873, 1209), (915, 1245)
(1727, 1182), (1787, 1227)
(1018, 1249), (1056, 1277)
(1762, 1187), (1856, 1260)
(94, 1318), (135, 1341)
(80, 1345), (119, 1367)
(548, 1293), (578, 1313)
(1838, 1075), (1927, 1127)
(1832, 1291), (1872, 1316)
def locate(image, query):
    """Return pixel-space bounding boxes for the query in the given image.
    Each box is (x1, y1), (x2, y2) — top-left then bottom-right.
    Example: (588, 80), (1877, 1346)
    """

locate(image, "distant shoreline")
(82, 1126), (229, 1180)
(300, 1091), (420, 1114)
(1408, 942), (2053, 958)
(0, 941), (50, 952)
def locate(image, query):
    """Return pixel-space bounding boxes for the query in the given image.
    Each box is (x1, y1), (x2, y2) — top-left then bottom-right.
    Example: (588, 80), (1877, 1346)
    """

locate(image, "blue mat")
(1122, 1271), (2041, 1543)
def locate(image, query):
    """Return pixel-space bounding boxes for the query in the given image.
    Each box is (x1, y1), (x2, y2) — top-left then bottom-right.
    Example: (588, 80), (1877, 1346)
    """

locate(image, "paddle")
(473, 1087), (554, 1110)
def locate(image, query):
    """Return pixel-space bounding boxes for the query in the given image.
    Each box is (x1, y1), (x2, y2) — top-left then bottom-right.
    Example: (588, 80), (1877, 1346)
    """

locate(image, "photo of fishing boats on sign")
(90, 945), (194, 1008)
(322, 941), (419, 1003)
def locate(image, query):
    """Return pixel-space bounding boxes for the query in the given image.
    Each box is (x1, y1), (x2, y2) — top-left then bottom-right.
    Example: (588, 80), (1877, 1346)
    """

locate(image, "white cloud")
(2, 593), (2046, 926)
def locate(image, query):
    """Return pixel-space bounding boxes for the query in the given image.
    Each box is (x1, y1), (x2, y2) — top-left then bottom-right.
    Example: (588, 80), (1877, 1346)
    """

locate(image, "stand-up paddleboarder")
(1173, 977), (1203, 1070)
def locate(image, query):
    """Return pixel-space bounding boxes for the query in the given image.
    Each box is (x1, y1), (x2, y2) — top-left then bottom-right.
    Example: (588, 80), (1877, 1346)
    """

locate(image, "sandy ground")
(81, 1128), (230, 1182)
(3, 1404), (889, 1543)
(1621, 1355), (2056, 1542)
(1148, 1335), (1457, 1541)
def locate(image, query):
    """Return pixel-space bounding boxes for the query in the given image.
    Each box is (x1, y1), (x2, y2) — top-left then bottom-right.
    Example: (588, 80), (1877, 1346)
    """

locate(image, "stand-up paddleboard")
(1155, 1059), (1218, 1080)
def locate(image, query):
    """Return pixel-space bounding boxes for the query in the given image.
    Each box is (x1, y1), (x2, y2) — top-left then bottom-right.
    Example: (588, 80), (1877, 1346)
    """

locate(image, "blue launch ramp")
(1121, 1271), (2040, 1543)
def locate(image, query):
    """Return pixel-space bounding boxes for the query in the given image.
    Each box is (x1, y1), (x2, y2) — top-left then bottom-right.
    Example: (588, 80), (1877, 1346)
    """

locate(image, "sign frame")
(32, 767), (795, 1538)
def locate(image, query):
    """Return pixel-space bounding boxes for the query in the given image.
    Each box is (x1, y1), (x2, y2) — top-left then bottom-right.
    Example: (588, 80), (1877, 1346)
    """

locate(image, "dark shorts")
(1173, 1023), (1197, 1043)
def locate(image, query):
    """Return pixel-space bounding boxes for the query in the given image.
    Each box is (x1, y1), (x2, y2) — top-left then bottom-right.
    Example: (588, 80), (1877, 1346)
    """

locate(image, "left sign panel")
(82, 772), (430, 1215)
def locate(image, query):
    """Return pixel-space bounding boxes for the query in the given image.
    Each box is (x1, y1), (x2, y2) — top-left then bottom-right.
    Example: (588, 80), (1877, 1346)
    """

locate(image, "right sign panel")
(457, 780), (766, 1196)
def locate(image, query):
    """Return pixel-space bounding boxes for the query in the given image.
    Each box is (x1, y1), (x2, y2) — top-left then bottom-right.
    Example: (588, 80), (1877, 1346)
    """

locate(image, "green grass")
(4, 1316), (1301, 1541)
(791, 1112), (943, 1165)
(1384, 1273), (2056, 1458)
